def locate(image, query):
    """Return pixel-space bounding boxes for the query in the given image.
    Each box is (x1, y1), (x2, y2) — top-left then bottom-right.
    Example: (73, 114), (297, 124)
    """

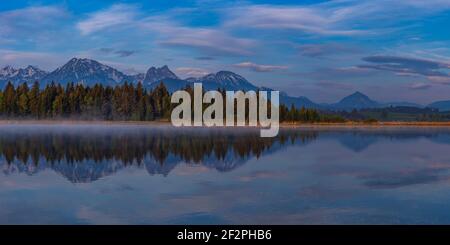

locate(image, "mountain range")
(1, 57), (448, 111)
(0, 65), (48, 85)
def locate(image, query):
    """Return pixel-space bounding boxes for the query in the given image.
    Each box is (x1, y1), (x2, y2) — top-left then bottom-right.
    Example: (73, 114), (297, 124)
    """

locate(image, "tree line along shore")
(1, 81), (450, 124)
(0, 81), (346, 123)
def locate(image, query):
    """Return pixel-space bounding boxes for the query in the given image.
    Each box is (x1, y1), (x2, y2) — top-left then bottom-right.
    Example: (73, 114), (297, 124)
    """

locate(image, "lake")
(1, 124), (450, 224)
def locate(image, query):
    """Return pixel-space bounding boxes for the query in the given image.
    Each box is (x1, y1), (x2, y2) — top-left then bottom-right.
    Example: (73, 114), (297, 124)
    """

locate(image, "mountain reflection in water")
(0, 124), (317, 183)
(2, 124), (450, 184)
(4, 124), (450, 224)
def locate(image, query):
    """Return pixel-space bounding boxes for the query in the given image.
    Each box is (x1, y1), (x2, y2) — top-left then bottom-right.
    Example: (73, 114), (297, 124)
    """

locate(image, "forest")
(0, 81), (344, 123)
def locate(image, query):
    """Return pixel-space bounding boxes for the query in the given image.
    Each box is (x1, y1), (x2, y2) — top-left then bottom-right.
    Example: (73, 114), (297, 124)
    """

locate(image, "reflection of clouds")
(165, 212), (227, 225)
(298, 184), (363, 200)
(98, 184), (135, 194)
(309, 137), (450, 189)
(4, 127), (450, 224)
(0, 203), (65, 224)
(153, 181), (258, 224)
(77, 206), (122, 225)
(237, 170), (286, 182)
(172, 164), (211, 176)
(0, 170), (67, 190)
(362, 166), (450, 189)
(237, 207), (374, 225)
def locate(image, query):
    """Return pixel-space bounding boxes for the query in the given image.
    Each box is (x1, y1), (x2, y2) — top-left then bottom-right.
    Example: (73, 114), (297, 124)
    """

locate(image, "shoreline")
(2, 120), (450, 128)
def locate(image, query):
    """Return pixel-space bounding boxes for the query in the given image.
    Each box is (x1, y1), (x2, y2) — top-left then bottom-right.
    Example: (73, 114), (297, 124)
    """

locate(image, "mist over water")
(2, 124), (450, 224)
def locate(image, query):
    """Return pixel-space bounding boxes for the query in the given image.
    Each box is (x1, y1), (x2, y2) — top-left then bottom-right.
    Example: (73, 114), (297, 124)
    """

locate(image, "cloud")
(0, 6), (69, 40)
(398, 0), (450, 10)
(95, 48), (135, 57)
(298, 66), (376, 81)
(233, 62), (288, 72)
(98, 48), (114, 54)
(408, 82), (432, 90)
(0, 49), (66, 71)
(175, 67), (210, 78)
(152, 22), (255, 56)
(77, 4), (138, 35)
(428, 76), (450, 86)
(114, 50), (135, 57)
(359, 55), (450, 77)
(298, 43), (360, 57)
(316, 81), (353, 90)
(196, 56), (215, 61)
(222, 1), (450, 37)
(75, 4), (256, 56)
(223, 4), (368, 36)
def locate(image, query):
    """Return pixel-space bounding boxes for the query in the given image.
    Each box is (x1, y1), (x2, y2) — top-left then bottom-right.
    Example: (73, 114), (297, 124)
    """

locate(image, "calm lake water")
(1, 124), (450, 224)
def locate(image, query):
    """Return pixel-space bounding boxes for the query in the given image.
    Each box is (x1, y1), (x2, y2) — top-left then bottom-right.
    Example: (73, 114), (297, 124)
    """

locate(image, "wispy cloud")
(95, 48), (135, 57)
(77, 4), (256, 56)
(428, 76), (450, 86)
(196, 56), (215, 61)
(0, 49), (66, 71)
(223, 4), (368, 36)
(233, 62), (288, 72)
(0, 6), (69, 40)
(359, 55), (450, 77)
(408, 82), (432, 90)
(298, 43), (360, 57)
(175, 67), (210, 78)
(98, 48), (114, 54)
(299, 66), (376, 82)
(77, 4), (138, 35)
(114, 50), (135, 57)
(316, 81), (353, 90)
(223, 1), (450, 36)
(151, 21), (255, 56)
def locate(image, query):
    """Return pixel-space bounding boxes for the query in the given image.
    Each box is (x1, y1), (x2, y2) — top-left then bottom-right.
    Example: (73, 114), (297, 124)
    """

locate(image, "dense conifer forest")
(0, 81), (342, 123)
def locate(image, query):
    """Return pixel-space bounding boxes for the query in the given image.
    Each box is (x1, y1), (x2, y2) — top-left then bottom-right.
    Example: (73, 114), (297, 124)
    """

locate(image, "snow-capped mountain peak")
(0, 65), (48, 86)
(43, 57), (134, 86)
(0, 65), (18, 77)
(189, 70), (257, 91)
(19, 65), (47, 79)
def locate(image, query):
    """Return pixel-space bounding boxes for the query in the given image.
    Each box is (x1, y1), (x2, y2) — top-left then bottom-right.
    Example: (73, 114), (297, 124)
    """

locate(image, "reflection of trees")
(0, 127), (318, 181)
(3, 127), (448, 172)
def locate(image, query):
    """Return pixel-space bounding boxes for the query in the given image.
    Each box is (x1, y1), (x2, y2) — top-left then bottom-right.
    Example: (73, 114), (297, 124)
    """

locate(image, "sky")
(1, 0), (450, 104)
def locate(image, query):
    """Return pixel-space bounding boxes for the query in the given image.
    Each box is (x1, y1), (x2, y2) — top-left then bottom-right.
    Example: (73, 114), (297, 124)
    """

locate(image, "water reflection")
(1, 125), (450, 184)
(0, 125), (318, 182)
(2, 125), (450, 224)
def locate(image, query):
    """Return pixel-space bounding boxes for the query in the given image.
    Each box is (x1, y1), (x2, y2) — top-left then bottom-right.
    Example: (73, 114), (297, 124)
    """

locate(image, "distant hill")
(280, 95), (322, 109)
(428, 101), (450, 112)
(329, 91), (380, 110)
(382, 102), (423, 108)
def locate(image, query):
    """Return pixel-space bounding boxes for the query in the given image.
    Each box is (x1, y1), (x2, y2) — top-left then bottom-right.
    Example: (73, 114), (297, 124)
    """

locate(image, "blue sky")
(1, 0), (450, 104)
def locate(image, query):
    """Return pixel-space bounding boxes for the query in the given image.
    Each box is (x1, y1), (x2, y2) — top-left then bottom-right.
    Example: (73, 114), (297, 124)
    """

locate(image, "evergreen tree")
(16, 83), (30, 116)
(28, 81), (41, 118)
(2, 82), (16, 116)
